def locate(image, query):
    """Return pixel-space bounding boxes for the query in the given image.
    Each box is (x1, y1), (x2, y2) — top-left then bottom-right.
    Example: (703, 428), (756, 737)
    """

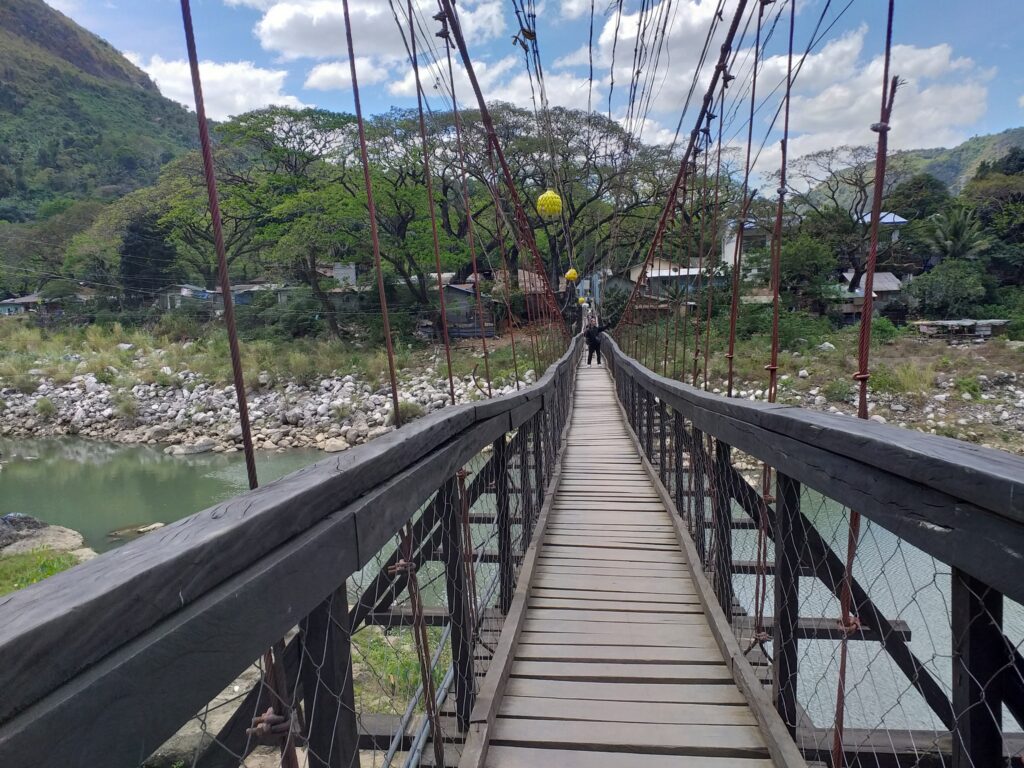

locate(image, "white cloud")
(304, 58), (389, 91)
(559, 0), (592, 21)
(1019, 94), (1024, 109)
(388, 54), (598, 113)
(134, 55), (307, 120)
(254, 0), (503, 61)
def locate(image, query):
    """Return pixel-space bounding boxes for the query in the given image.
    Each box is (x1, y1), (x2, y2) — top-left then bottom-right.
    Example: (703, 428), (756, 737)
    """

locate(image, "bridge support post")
(711, 440), (734, 612)
(691, 427), (708, 563)
(773, 472), (801, 737)
(532, 415), (545, 514)
(673, 411), (685, 519)
(658, 401), (668, 485)
(951, 567), (1004, 768)
(440, 477), (476, 731)
(643, 391), (654, 458)
(518, 427), (534, 552)
(493, 436), (515, 614)
(301, 584), (359, 768)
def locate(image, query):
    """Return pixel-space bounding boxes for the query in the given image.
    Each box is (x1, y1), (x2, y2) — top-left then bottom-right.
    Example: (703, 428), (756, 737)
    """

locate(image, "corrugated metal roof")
(842, 271), (902, 292)
(858, 212), (907, 225)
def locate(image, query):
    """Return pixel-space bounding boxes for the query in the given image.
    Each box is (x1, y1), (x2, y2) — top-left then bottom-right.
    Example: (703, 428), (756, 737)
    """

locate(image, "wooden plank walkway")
(483, 364), (773, 768)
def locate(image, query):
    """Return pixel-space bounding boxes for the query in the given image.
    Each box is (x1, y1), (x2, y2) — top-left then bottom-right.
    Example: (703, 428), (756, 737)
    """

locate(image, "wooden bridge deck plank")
(489, 718), (768, 757)
(499, 694), (756, 725)
(485, 745), (772, 768)
(512, 643), (724, 663)
(466, 364), (773, 768)
(502, 677), (747, 703)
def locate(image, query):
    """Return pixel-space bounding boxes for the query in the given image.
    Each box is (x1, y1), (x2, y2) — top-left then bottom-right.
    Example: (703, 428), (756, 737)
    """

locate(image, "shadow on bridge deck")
(461, 364), (795, 768)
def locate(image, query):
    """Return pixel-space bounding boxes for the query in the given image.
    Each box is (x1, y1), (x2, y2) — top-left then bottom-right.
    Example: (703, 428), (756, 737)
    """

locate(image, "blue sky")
(46, 0), (1023, 166)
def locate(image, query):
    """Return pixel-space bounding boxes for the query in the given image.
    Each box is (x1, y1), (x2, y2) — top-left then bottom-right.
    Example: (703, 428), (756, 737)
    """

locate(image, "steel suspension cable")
(614, 0), (751, 338)
(691, 127), (712, 386)
(179, 5), (300, 767)
(702, 80), (727, 391)
(438, 13), (498, 395)
(832, 3), (899, 764)
(749, 0), (797, 661)
(405, 0), (457, 405)
(725, 0), (765, 398)
(341, 0), (402, 425)
(179, 0), (258, 492)
(438, 0), (568, 350)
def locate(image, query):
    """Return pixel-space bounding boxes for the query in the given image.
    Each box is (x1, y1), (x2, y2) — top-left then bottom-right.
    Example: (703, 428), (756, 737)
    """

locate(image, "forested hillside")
(890, 127), (1024, 193)
(0, 0), (195, 222)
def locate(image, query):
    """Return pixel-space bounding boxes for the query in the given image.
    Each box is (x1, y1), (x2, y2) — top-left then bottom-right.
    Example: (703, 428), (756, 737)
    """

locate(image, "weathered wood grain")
(485, 745), (771, 768)
(490, 718), (768, 757)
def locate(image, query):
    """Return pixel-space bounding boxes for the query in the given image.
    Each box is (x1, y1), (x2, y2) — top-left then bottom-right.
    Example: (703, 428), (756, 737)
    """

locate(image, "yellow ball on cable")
(577, 296), (587, 305)
(536, 189), (562, 219)
(564, 267), (579, 282)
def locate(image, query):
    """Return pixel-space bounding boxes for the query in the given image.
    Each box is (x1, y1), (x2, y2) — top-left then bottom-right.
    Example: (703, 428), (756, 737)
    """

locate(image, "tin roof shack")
(829, 271), (903, 321)
(156, 284), (213, 311)
(626, 259), (708, 298)
(0, 295), (33, 316)
(0, 293), (76, 317)
(912, 319), (1010, 344)
(442, 284), (495, 338)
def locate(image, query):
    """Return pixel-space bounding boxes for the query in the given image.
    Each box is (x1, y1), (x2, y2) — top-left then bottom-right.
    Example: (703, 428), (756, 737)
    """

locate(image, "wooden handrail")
(0, 338), (583, 767)
(604, 336), (1024, 602)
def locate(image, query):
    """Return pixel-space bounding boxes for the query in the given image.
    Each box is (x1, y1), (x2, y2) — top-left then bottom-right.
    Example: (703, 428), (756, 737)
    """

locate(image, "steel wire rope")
(403, 0), (458, 405)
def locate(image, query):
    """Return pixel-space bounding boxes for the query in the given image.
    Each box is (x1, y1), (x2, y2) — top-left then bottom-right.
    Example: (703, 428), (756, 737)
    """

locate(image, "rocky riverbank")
(0, 512), (96, 562)
(721, 350), (1024, 453)
(0, 365), (532, 455)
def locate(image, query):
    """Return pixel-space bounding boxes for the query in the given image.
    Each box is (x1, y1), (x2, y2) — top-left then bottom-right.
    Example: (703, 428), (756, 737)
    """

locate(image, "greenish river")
(0, 437), (322, 552)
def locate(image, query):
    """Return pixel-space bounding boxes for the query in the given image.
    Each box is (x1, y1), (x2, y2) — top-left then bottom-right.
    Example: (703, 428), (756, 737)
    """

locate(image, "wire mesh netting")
(616, 368), (1024, 768)
(146, 401), (558, 768)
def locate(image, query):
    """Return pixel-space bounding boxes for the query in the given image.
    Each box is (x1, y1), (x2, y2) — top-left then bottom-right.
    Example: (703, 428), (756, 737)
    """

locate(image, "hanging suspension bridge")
(2, 1), (1023, 767)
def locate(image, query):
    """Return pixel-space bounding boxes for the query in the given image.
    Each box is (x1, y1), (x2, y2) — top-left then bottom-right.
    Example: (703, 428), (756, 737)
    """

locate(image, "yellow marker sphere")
(536, 189), (562, 219)
(577, 296), (586, 305)
(565, 267), (579, 282)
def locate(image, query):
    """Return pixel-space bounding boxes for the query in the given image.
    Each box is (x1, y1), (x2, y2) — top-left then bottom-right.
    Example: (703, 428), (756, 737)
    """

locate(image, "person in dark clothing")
(583, 317), (610, 365)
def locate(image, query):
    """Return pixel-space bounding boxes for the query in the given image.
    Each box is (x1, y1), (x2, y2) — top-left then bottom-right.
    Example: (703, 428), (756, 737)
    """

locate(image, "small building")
(0, 293), (62, 316)
(442, 284), (495, 338)
(721, 220), (770, 271)
(627, 258), (707, 298)
(0, 295), (31, 316)
(842, 271), (902, 303)
(156, 284), (213, 310)
(578, 268), (613, 305)
(830, 271), (903, 320)
(516, 269), (566, 295)
(911, 319), (1010, 343)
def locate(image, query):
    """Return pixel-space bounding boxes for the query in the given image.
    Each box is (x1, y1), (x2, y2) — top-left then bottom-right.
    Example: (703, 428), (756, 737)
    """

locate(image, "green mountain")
(890, 127), (1024, 193)
(0, 0), (196, 222)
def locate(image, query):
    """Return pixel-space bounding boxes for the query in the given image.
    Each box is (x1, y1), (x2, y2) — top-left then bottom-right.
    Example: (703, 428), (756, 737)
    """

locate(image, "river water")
(0, 437), (322, 552)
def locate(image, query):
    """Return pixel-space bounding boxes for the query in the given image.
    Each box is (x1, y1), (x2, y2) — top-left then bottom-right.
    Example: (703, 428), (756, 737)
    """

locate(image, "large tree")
(214, 107), (360, 335)
(786, 145), (904, 291)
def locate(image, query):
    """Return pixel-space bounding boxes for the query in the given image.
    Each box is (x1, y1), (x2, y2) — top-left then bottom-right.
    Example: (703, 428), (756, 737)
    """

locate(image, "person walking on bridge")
(584, 316), (610, 366)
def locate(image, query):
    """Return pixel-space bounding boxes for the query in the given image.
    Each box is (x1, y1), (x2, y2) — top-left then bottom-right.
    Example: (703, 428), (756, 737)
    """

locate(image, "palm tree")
(924, 206), (992, 264)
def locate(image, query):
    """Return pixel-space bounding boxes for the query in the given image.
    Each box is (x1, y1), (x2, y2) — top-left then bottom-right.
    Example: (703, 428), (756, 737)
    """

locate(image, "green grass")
(955, 376), (982, 398)
(0, 549), (78, 596)
(823, 379), (853, 402)
(351, 626), (449, 713)
(34, 396), (56, 419)
(113, 390), (139, 420)
(870, 362), (937, 395)
(392, 400), (426, 425)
